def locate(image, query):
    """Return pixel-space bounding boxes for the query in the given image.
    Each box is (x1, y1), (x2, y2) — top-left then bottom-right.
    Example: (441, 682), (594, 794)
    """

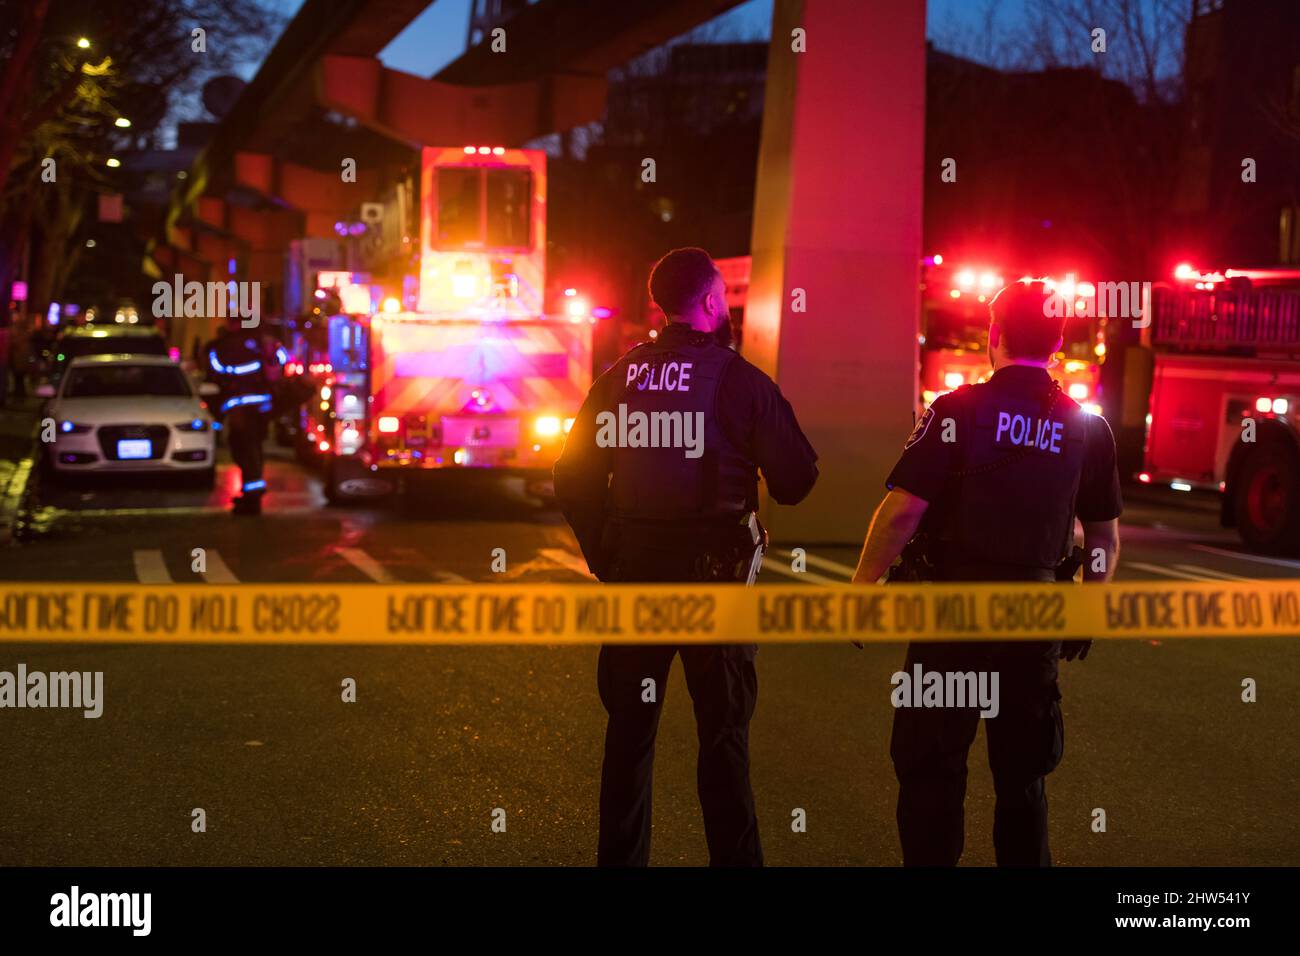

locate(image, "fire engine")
(302, 146), (592, 504)
(1139, 264), (1300, 553)
(919, 257), (1107, 412)
(690, 255), (1107, 415)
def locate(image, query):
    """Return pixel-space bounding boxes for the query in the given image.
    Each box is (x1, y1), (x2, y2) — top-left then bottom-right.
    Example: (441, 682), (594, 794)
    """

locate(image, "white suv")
(38, 354), (218, 486)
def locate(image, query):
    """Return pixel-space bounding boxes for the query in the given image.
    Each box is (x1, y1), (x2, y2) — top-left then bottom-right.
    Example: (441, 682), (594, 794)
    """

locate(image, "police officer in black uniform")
(851, 280), (1122, 866)
(204, 317), (275, 516)
(555, 247), (818, 867)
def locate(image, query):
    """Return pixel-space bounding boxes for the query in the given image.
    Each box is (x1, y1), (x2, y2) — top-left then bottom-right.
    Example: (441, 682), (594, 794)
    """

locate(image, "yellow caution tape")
(0, 580), (1297, 645)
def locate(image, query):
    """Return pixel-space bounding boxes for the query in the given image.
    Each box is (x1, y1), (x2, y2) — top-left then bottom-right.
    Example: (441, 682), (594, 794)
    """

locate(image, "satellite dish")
(202, 76), (246, 119)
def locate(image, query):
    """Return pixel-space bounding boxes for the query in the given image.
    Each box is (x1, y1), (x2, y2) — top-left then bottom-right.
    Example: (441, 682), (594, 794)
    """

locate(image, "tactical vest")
(937, 376), (1088, 574)
(606, 330), (756, 521)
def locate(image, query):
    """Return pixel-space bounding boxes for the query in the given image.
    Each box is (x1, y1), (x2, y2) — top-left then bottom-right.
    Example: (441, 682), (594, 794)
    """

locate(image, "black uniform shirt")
(886, 365), (1123, 522)
(555, 323), (819, 567)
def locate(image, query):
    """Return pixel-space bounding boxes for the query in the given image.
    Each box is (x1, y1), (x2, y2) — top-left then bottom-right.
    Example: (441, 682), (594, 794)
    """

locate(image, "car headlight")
(534, 415), (562, 437)
(175, 419), (210, 432)
(59, 421), (92, 434)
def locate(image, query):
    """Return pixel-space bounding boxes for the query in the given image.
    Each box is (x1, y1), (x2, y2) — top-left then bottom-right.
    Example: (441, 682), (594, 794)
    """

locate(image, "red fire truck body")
(1142, 269), (1300, 552)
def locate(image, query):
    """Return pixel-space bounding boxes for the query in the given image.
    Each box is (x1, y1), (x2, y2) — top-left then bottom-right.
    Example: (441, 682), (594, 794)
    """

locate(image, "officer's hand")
(1061, 639), (1092, 662)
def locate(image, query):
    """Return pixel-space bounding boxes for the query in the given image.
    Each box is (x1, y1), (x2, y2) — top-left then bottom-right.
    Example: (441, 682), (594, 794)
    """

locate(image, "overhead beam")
(436, 0), (745, 84)
(317, 54), (607, 147)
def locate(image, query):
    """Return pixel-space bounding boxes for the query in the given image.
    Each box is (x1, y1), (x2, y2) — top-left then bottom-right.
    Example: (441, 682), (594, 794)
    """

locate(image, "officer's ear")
(988, 321), (1001, 351)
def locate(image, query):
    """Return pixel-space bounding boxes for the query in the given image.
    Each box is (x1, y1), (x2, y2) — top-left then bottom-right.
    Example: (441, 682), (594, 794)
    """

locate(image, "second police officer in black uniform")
(555, 247), (819, 867)
(851, 279), (1123, 866)
(204, 316), (279, 516)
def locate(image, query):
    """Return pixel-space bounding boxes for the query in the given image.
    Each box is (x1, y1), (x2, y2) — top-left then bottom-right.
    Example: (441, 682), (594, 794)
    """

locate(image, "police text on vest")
(625, 360), (692, 391)
(995, 411), (1064, 453)
(595, 404), (704, 459)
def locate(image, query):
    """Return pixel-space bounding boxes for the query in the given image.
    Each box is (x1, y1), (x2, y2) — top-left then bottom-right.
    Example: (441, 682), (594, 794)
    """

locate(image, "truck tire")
(1233, 443), (1300, 555)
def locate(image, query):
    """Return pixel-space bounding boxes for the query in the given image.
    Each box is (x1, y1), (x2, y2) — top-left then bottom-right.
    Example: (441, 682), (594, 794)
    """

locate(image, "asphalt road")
(0, 446), (1296, 866)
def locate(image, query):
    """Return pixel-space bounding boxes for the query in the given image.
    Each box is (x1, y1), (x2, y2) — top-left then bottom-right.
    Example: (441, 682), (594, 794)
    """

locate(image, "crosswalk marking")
(202, 550), (240, 583)
(1189, 543), (1300, 571)
(1126, 561), (1216, 582)
(538, 547), (595, 578)
(133, 550), (172, 583)
(760, 556), (845, 585)
(389, 546), (468, 583)
(336, 547), (396, 583)
(1172, 564), (1249, 582)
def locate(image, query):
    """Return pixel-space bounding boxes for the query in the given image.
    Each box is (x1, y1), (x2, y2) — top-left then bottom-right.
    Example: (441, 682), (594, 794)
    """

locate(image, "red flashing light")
(318, 440), (331, 452)
(1138, 472), (1151, 483)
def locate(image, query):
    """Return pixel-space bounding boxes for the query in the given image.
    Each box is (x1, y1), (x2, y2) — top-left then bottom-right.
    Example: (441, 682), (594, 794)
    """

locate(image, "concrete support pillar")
(747, 0), (926, 543)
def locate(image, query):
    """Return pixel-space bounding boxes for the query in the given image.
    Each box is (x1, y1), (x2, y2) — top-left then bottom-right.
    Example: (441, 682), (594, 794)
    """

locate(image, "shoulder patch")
(904, 406), (936, 449)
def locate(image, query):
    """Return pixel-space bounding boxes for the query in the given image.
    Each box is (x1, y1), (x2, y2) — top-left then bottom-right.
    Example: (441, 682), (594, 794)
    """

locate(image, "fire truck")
(302, 146), (592, 504)
(919, 257), (1107, 412)
(1139, 265), (1300, 553)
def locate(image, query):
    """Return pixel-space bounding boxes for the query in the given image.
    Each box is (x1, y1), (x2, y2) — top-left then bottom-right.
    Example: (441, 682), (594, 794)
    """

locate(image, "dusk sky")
(257, 0), (1053, 80)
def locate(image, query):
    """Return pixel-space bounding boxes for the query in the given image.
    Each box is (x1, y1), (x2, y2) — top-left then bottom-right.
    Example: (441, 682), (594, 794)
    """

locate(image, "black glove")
(1061, 640), (1092, 662)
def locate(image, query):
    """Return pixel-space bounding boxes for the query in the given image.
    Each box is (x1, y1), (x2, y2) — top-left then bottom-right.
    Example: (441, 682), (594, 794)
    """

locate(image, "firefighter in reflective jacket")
(554, 248), (819, 867)
(851, 280), (1123, 867)
(204, 318), (278, 515)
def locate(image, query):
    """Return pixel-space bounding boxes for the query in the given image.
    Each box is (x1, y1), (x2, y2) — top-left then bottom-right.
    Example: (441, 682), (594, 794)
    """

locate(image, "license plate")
(117, 439), (152, 459)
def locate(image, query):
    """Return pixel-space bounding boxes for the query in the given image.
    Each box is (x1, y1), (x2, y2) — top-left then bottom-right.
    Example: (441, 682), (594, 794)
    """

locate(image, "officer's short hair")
(989, 280), (1064, 360)
(648, 248), (719, 316)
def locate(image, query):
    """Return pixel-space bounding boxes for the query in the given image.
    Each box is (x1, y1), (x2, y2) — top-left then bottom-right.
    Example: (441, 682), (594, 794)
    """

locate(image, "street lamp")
(114, 117), (131, 128)
(76, 37), (91, 49)
(105, 157), (120, 168)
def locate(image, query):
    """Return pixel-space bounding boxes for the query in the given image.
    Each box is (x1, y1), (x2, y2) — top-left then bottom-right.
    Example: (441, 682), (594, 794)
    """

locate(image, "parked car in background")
(36, 354), (218, 487)
(42, 324), (170, 387)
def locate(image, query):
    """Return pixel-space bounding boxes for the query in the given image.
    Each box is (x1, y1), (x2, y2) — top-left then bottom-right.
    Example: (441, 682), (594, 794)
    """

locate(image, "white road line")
(539, 548), (596, 579)
(1126, 561), (1217, 582)
(390, 547), (468, 583)
(202, 550), (240, 583)
(760, 556), (844, 585)
(773, 548), (856, 578)
(133, 550), (172, 583)
(336, 547), (397, 583)
(1189, 543), (1300, 571)
(1172, 564), (1250, 582)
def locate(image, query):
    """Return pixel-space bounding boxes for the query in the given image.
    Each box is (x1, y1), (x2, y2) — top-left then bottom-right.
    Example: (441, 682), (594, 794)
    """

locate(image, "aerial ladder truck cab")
(308, 146), (592, 504)
(1141, 266), (1300, 554)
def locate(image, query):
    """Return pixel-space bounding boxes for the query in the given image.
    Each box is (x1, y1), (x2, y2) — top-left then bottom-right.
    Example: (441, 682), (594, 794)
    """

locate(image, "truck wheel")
(324, 458), (393, 507)
(1234, 443), (1300, 555)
